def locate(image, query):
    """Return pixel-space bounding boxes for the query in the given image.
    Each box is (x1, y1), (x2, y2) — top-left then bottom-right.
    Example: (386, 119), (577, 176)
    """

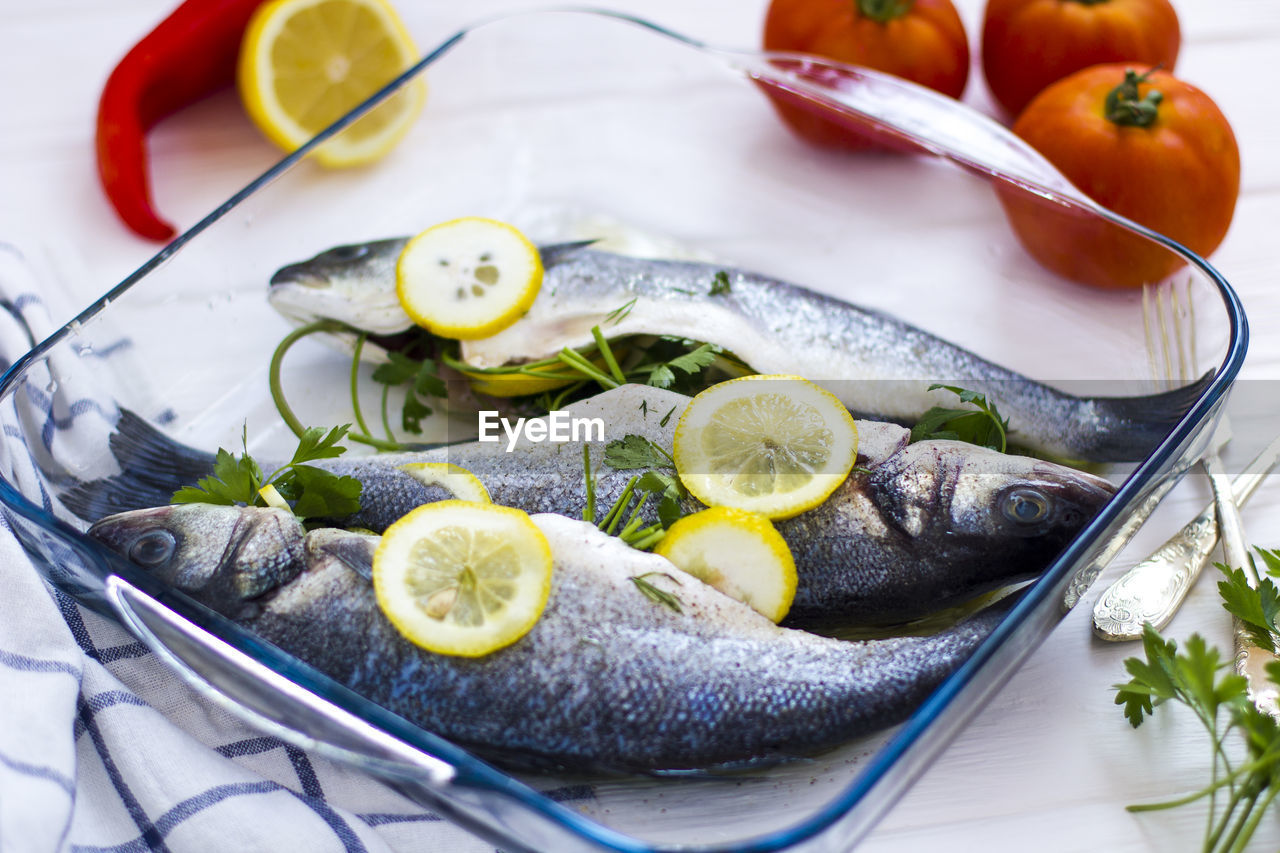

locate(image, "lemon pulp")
(673, 375), (858, 520)
(373, 501), (551, 657)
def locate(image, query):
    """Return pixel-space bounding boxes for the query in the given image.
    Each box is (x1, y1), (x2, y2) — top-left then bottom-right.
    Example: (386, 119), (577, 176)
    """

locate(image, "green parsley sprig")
(171, 425), (361, 521)
(1114, 547), (1280, 852)
(580, 433), (692, 553)
(910, 384), (1009, 452)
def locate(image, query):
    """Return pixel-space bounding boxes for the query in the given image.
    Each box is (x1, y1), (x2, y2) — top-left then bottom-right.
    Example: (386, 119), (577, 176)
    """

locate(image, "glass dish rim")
(0, 9), (1250, 851)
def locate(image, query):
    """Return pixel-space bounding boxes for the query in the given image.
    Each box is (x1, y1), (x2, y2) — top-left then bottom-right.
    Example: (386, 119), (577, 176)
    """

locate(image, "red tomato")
(762, 0), (970, 149)
(982, 0), (1180, 117)
(996, 64), (1239, 290)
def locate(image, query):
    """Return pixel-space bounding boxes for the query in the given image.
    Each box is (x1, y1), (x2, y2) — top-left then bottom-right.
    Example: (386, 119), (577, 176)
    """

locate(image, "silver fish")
(269, 241), (1207, 462)
(64, 386), (1114, 627)
(87, 506), (1010, 773)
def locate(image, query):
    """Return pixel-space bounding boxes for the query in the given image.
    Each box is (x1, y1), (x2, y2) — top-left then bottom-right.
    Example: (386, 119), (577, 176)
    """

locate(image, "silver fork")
(1092, 282), (1280, 640)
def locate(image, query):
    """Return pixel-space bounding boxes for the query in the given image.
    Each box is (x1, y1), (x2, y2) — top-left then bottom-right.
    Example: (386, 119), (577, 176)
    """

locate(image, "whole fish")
(87, 505), (1010, 773)
(270, 240), (1207, 462)
(63, 386), (1114, 627)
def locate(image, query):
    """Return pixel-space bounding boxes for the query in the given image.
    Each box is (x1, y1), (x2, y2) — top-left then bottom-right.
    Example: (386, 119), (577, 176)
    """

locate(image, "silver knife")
(1093, 434), (1280, 641)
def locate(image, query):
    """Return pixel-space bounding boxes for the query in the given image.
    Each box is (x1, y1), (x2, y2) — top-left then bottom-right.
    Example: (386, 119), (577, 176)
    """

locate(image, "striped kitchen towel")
(0, 243), (532, 853)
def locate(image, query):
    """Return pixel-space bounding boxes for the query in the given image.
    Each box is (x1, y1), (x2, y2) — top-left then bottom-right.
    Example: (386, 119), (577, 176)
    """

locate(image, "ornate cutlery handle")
(1093, 435), (1280, 641)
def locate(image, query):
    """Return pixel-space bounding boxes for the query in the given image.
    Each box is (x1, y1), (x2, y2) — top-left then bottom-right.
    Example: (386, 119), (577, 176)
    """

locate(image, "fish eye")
(327, 244), (368, 262)
(128, 529), (176, 567)
(1001, 488), (1050, 525)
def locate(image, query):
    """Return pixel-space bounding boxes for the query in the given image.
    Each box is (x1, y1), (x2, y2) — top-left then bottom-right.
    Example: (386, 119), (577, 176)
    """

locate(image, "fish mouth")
(269, 263), (329, 289)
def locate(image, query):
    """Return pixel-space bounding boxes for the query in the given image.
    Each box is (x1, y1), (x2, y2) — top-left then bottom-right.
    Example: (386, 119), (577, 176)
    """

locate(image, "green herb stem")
(601, 477), (640, 534)
(628, 528), (667, 552)
(618, 493), (651, 540)
(349, 334), (377, 442)
(558, 348), (620, 390)
(591, 326), (627, 385)
(269, 320), (348, 440)
(1230, 786), (1280, 853)
(379, 384), (395, 443)
(583, 444), (596, 524)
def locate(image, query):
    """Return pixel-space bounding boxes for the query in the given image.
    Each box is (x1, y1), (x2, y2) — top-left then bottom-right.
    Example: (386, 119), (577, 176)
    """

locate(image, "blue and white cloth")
(0, 245), (524, 853)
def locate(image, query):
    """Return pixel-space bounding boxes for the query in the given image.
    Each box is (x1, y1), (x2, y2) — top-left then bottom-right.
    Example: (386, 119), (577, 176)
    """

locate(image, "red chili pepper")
(96, 0), (268, 242)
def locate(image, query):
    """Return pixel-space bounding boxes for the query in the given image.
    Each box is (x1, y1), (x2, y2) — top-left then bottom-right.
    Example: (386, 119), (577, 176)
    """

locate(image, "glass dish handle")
(723, 48), (1100, 209)
(101, 578), (466, 800)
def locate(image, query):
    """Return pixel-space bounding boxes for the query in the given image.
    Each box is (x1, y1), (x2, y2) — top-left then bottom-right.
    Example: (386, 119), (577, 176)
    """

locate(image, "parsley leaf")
(172, 430), (263, 506)
(709, 271), (731, 296)
(283, 466), (363, 518)
(171, 424), (362, 521)
(288, 424), (352, 466)
(1218, 564), (1280, 653)
(646, 364), (677, 389)
(910, 384), (1009, 452)
(370, 351), (446, 436)
(605, 434), (674, 470)
(665, 343), (721, 377)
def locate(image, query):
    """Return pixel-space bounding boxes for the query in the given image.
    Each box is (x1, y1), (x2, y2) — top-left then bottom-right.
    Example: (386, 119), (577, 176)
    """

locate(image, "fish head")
(87, 505), (307, 618)
(873, 441), (1116, 584)
(268, 238), (412, 335)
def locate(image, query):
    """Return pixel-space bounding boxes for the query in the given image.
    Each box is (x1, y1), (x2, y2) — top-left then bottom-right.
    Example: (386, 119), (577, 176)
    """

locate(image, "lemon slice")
(238, 0), (426, 167)
(373, 501), (552, 656)
(397, 218), (544, 340)
(654, 507), (797, 622)
(673, 375), (858, 520)
(398, 462), (491, 503)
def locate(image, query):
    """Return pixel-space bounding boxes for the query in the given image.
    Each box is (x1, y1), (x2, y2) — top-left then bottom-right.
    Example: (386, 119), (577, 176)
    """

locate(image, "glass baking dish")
(0, 9), (1246, 852)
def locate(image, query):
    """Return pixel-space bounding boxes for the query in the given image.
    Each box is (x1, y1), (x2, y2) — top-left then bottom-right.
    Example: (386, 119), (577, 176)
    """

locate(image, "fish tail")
(60, 409), (216, 522)
(1079, 371), (1214, 462)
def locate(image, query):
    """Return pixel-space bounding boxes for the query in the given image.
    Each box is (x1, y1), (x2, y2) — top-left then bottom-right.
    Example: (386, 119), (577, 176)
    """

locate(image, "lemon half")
(238, 0), (426, 167)
(372, 501), (552, 657)
(397, 218), (544, 340)
(655, 507), (797, 623)
(673, 375), (858, 520)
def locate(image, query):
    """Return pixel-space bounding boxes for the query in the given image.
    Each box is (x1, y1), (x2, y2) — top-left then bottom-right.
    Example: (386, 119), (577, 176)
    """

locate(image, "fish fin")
(538, 239), (599, 267)
(59, 409), (217, 522)
(1080, 370), (1214, 462)
(109, 409), (218, 487)
(60, 476), (179, 523)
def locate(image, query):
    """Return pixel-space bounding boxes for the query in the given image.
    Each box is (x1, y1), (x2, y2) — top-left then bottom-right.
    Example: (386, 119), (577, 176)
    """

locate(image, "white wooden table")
(3, 0), (1279, 849)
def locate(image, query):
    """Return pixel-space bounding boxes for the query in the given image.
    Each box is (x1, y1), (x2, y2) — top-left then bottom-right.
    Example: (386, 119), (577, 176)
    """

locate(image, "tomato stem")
(1105, 68), (1164, 128)
(856, 0), (915, 23)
